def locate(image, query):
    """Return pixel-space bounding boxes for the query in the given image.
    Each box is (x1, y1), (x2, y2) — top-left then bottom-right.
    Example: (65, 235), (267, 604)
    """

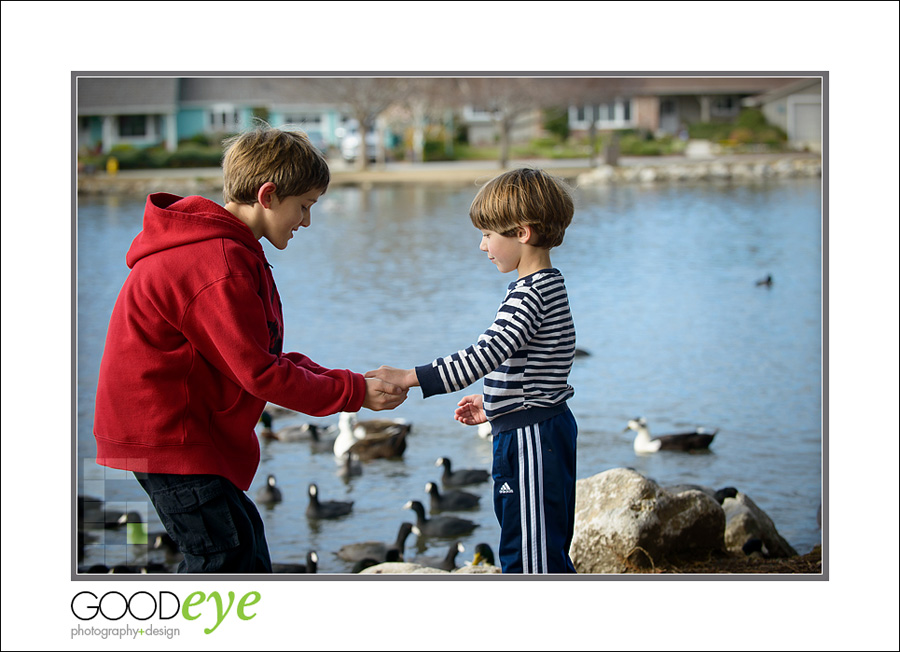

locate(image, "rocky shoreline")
(76, 153), (822, 198)
(353, 467), (823, 576)
(576, 154), (821, 186)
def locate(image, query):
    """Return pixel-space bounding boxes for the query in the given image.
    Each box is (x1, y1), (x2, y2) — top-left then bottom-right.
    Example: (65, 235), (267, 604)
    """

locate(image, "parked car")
(340, 129), (378, 162)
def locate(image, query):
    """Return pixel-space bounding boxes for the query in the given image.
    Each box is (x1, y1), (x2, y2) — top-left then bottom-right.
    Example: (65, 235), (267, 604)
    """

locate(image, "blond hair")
(469, 168), (574, 248)
(222, 123), (330, 204)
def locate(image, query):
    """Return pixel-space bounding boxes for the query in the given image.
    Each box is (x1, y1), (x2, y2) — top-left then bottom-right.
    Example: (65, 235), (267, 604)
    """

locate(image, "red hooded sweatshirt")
(93, 193), (366, 490)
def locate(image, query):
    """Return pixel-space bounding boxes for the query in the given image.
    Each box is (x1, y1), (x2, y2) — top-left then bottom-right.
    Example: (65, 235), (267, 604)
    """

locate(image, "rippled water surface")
(77, 177), (823, 572)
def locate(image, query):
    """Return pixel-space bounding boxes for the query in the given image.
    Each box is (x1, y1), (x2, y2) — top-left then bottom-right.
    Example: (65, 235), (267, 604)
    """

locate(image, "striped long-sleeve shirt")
(415, 268), (575, 433)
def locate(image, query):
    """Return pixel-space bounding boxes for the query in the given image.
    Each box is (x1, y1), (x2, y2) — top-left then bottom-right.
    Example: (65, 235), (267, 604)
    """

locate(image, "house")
(77, 76), (349, 154)
(742, 78), (823, 152)
(77, 77), (180, 154)
(566, 76), (821, 142)
(76, 75), (823, 158)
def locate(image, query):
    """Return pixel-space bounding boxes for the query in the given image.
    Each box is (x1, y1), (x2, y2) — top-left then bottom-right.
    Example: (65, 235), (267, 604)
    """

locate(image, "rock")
(684, 139), (715, 159)
(570, 468), (725, 573)
(356, 560), (502, 575)
(577, 164), (616, 185)
(358, 562), (447, 574)
(722, 492), (798, 558)
(452, 564), (502, 574)
(638, 167), (657, 183)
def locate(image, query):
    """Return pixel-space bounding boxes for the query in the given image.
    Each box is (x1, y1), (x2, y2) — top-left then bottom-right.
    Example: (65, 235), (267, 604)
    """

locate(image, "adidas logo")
(499, 482), (514, 494)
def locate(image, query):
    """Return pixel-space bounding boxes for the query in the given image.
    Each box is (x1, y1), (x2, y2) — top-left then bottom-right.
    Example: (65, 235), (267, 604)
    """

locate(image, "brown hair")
(222, 123), (330, 204)
(469, 168), (574, 248)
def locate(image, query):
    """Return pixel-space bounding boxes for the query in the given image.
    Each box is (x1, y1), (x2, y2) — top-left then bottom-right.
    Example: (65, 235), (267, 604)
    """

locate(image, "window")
(570, 100), (633, 129)
(711, 96), (740, 117)
(119, 115), (147, 137)
(208, 106), (241, 132)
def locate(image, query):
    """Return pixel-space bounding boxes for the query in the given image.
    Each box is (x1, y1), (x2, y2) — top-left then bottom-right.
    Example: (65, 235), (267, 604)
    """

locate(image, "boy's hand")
(364, 366), (418, 390)
(362, 377), (408, 411)
(455, 394), (487, 425)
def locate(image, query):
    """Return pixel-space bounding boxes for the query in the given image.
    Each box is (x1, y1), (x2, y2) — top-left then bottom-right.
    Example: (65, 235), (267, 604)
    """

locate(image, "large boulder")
(570, 468), (726, 573)
(722, 492), (798, 558)
(357, 562), (501, 575)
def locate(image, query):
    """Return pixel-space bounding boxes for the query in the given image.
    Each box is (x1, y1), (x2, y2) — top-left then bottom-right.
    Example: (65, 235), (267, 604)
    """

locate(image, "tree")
(457, 77), (551, 168)
(310, 77), (406, 170)
(550, 77), (641, 166)
(394, 77), (463, 163)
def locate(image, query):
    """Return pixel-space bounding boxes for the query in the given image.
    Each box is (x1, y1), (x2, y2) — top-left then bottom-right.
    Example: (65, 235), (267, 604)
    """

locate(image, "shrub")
(166, 143), (224, 168)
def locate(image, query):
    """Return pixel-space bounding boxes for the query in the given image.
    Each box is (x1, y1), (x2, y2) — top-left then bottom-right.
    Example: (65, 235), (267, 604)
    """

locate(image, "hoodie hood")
(126, 193), (262, 268)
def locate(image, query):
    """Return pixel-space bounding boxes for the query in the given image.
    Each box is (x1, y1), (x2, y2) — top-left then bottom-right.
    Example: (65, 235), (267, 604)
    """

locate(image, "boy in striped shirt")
(368, 168), (578, 573)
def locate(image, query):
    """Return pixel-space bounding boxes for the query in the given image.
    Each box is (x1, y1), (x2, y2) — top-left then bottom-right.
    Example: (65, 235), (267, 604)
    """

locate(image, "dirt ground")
(627, 545), (823, 575)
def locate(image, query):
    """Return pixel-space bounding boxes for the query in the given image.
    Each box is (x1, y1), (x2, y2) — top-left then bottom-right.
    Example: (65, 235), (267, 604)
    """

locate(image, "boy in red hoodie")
(93, 125), (407, 573)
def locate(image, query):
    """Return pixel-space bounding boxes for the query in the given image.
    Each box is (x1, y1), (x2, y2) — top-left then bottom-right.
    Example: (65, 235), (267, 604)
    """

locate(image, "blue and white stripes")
(416, 268), (575, 430)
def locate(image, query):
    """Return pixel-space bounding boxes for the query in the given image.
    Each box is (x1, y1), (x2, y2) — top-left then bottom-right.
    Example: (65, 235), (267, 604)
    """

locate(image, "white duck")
(625, 417), (717, 454)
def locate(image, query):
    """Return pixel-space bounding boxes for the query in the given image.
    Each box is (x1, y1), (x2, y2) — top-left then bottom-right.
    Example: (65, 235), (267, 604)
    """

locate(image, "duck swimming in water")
(435, 457), (490, 488)
(334, 412), (411, 459)
(305, 483), (354, 520)
(625, 417), (717, 453)
(255, 474), (283, 505)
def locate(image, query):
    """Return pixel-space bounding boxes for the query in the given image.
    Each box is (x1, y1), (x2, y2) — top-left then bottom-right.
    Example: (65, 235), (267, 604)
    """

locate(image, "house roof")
(741, 78), (823, 106)
(76, 76), (179, 115)
(75, 75), (822, 117)
(177, 77), (336, 109)
(622, 76), (816, 96)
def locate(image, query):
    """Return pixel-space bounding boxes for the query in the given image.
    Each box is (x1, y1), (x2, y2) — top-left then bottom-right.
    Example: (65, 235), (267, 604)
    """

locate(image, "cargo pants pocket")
(150, 477), (240, 556)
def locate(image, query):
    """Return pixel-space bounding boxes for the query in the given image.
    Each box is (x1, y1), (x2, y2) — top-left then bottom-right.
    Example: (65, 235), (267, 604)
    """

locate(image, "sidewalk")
(77, 151), (822, 196)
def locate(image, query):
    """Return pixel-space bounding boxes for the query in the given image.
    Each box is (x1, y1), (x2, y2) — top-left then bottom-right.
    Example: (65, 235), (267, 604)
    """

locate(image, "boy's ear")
(257, 182), (278, 208)
(516, 225), (533, 244)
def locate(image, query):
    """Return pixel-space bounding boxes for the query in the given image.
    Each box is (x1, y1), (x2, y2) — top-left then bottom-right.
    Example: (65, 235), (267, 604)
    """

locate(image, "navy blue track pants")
(492, 408), (577, 573)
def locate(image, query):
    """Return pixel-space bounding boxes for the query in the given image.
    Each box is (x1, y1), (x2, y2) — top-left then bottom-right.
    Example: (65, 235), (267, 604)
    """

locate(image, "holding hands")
(362, 376), (408, 411)
(364, 366), (488, 428)
(364, 366), (418, 391)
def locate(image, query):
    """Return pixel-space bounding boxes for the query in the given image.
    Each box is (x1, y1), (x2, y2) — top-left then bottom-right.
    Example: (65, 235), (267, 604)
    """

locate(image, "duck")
(625, 417), (717, 453)
(255, 474), (283, 505)
(307, 423), (340, 452)
(756, 274), (774, 287)
(336, 451), (363, 481)
(470, 542), (496, 567)
(152, 532), (181, 557)
(335, 412), (411, 460)
(336, 522), (414, 563)
(415, 542), (466, 572)
(714, 486), (738, 504)
(435, 456), (490, 488)
(741, 538), (770, 559)
(305, 483), (353, 519)
(107, 510), (144, 529)
(77, 494), (105, 529)
(258, 411), (276, 439)
(425, 481), (480, 513)
(263, 403), (297, 420)
(273, 551), (318, 574)
(351, 548), (402, 573)
(273, 423), (337, 449)
(476, 421), (493, 440)
(404, 500), (478, 539)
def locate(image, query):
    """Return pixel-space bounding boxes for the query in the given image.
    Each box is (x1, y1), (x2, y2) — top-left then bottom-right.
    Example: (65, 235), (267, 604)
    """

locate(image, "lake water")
(76, 176), (823, 573)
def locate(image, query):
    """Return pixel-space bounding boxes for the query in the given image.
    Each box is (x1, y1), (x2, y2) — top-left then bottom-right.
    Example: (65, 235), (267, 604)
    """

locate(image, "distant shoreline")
(76, 152), (821, 197)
